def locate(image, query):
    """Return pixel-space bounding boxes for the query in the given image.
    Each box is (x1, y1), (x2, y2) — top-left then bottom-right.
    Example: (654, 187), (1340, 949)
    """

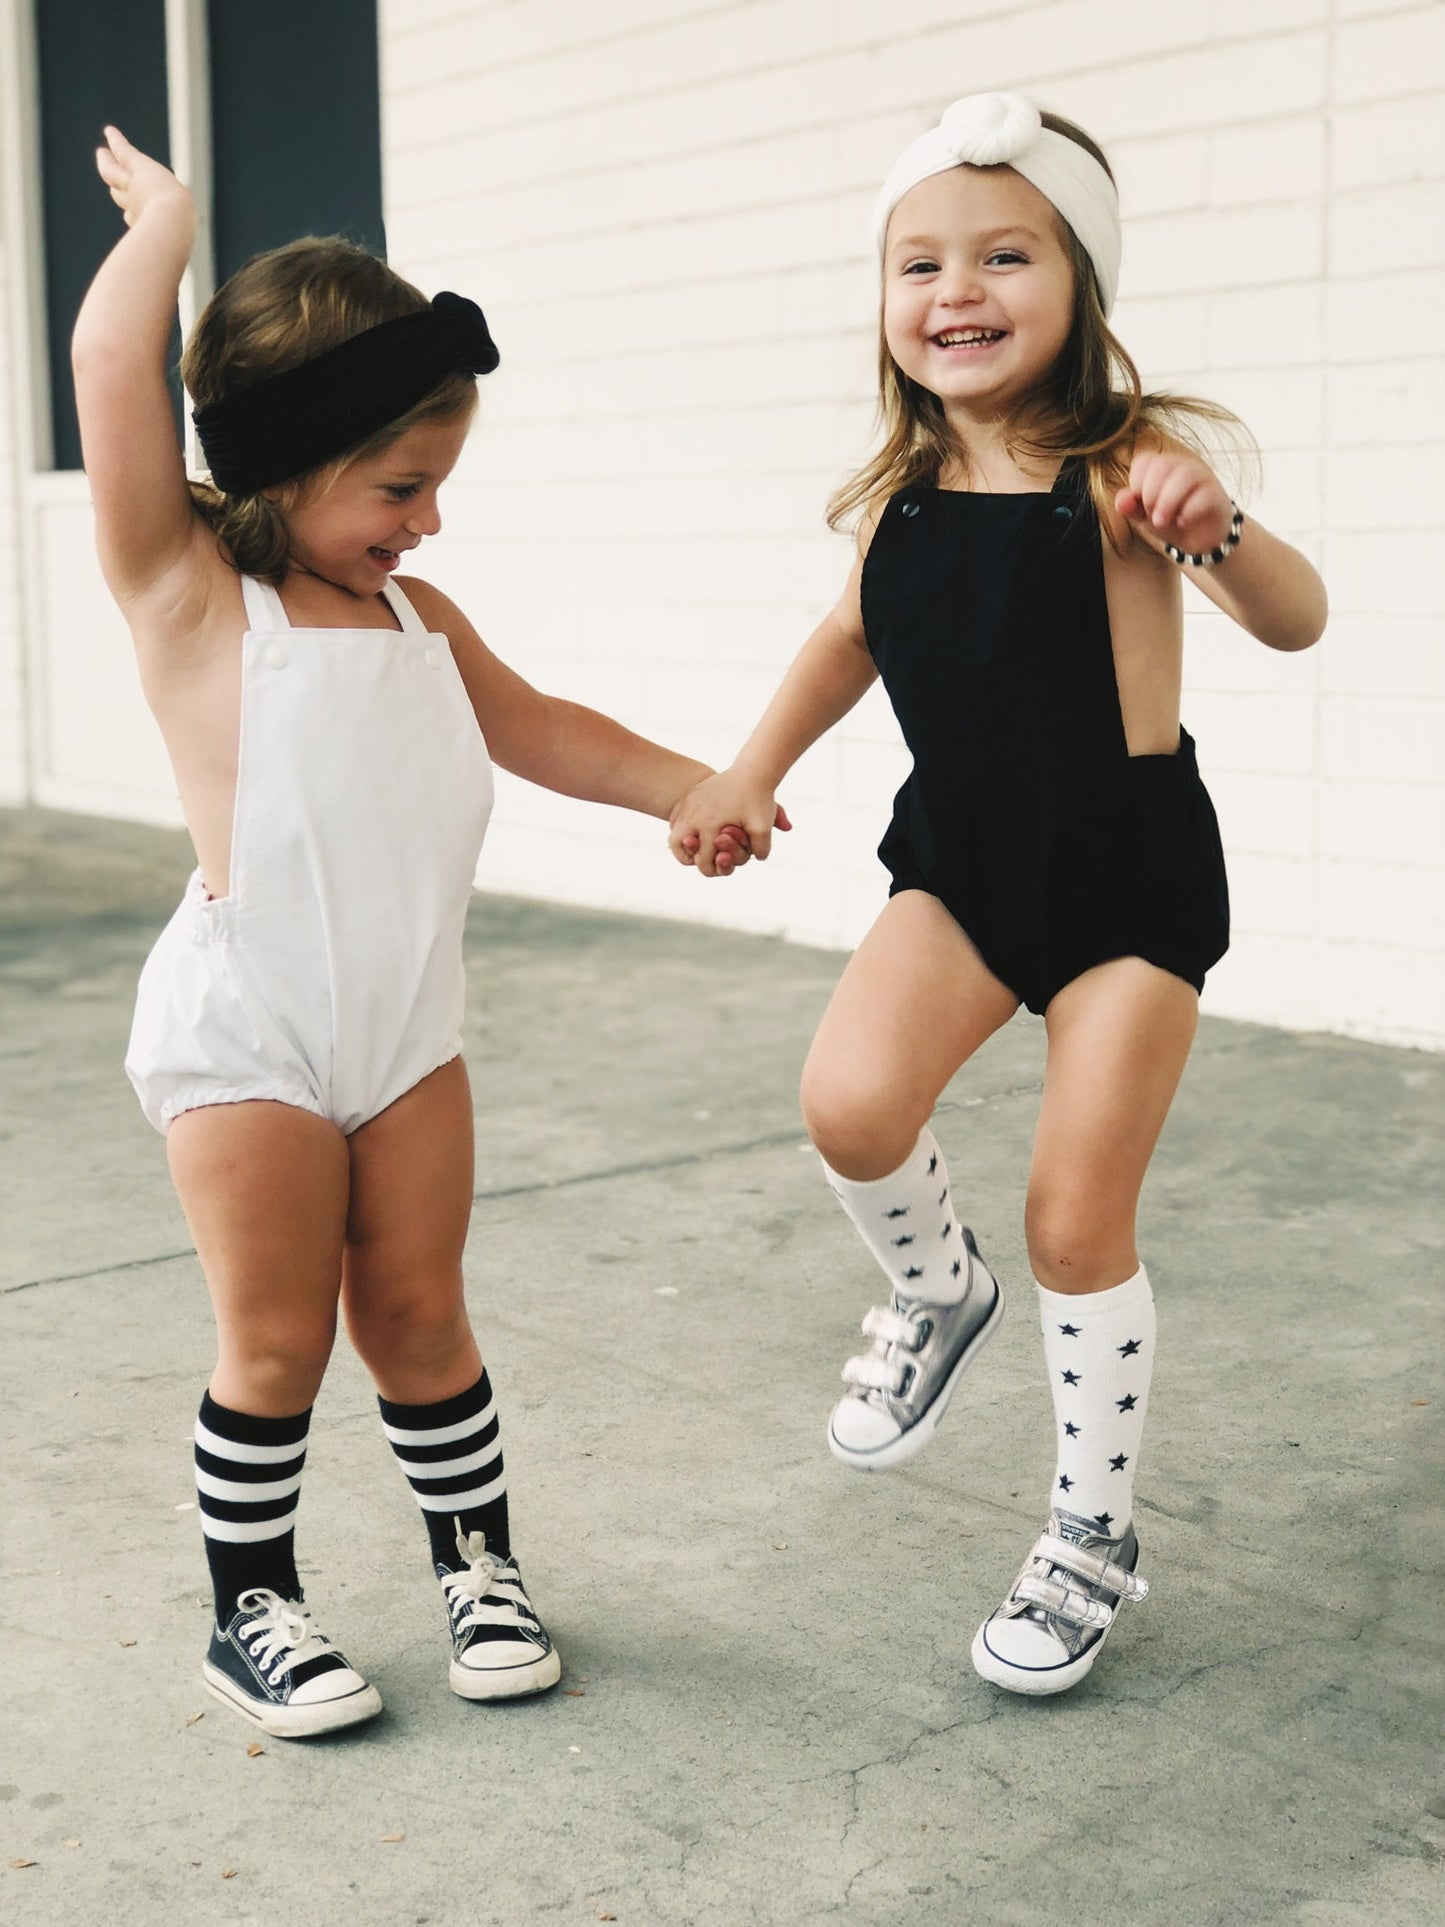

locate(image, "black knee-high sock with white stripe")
(194, 1391), (309, 1624)
(378, 1370), (509, 1570)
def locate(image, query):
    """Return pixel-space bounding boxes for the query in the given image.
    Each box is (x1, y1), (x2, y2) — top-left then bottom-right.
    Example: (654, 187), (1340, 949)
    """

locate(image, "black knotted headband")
(193, 290), (500, 496)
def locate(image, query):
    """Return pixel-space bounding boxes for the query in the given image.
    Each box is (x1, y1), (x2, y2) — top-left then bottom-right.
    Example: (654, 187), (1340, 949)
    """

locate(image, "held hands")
(1115, 449), (1233, 560)
(668, 770), (793, 879)
(94, 125), (194, 233)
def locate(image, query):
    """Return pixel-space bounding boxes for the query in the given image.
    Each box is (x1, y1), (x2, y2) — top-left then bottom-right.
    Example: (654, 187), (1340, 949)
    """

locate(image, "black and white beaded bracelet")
(1163, 502), (1244, 568)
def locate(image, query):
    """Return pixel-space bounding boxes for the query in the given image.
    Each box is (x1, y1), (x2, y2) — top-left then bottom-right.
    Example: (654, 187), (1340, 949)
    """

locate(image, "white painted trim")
(165, 0), (213, 475)
(27, 469), (92, 507)
(1, 0), (51, 801)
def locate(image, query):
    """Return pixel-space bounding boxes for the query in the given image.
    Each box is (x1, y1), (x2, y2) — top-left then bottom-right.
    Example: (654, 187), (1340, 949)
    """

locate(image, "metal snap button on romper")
(901, 501), (921, 518)
(1052, 504), (1073, 525)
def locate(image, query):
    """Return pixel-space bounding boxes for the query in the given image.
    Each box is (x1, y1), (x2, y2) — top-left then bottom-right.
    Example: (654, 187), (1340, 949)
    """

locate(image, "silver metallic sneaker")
(971, 1510), (1149, 1695)
(827, 1226), (1003, 1470)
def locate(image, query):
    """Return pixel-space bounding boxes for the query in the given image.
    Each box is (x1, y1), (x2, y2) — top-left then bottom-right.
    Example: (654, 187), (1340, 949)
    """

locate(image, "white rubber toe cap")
(291, 1664), (370, 1706)
(828, 1396), (900, 1458)
(971, 1614), (1099, 1696)
(977, 1615), (1067, 1673)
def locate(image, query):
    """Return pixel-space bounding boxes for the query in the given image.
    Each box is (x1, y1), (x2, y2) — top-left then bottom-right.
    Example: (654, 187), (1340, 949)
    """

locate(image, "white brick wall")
(375, 0), (1445, 1051)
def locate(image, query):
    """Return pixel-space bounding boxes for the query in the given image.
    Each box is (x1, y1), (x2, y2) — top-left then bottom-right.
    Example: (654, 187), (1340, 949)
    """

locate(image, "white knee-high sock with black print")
(1038, 1266), (1156, 1536)
(823, 1127), (973, 1306)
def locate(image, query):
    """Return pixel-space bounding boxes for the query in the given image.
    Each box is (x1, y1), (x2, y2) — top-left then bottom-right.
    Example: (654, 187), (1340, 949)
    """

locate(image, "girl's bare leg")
(972, 958), (1200, 1695)
(167, 1102), (380, 1745)
(341, 1053), (480, 1402)
(345, 1056), (559, 1700)
(1027, 957), (1199, 1294)
(168, 1100), (351, 1415)
(805, 893), (1020, 1468)
(801, 890), (1019, 1177)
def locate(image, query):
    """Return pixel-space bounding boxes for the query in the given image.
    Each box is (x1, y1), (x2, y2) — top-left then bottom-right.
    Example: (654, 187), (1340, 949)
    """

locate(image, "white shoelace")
(441, 1525), (536, 1635)
(234, 1588), (335, 1682)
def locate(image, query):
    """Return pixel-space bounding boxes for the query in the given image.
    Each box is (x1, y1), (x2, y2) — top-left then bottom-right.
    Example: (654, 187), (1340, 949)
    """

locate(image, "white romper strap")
(380, 579), (428, 635)
(240, 575), (291, 633)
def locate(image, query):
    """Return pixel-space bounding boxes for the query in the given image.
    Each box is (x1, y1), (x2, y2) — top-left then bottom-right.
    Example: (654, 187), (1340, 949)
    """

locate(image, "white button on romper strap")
(266, 644), (289, 668)
(424, 648), (440, 668)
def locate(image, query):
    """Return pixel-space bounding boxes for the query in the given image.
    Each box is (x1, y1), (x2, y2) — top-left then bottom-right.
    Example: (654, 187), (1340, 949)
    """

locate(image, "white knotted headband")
(872, 92), (1121, 316)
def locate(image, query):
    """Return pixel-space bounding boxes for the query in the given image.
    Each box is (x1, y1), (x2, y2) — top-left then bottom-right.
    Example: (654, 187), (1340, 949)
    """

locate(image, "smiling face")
(278, 412), (473, 595)
(882, 165), (1076, 432)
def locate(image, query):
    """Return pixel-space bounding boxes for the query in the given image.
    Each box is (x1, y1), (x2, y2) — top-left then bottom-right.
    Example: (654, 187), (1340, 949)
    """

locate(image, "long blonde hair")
(828, 113), (1250, 538)
(182, 238), (477, 583)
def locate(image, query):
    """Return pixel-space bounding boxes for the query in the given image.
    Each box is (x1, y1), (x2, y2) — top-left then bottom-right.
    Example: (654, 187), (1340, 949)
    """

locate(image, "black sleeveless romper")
(860, 461), (1229, 1015)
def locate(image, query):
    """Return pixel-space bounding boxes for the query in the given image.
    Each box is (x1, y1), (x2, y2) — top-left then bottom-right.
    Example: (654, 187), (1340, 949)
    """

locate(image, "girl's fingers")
(1151, 473), (1194, 532)
(716, 829), (750, 870)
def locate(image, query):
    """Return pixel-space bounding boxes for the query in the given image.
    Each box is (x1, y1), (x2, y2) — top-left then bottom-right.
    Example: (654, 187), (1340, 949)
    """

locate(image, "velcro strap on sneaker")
(860, 1305), (916, 1347)
(1015, 1573), (1115, 1629)
(1035, 1533), (1149, 1602)
(842, 1350), (908, 1394)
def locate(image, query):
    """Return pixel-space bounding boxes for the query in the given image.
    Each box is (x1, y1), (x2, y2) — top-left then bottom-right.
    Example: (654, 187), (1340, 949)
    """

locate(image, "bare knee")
(213, 1313), (337, 1414)
(1025, 1192), (1136, 1295)
(799, 1057), (921, 1181)
(346, 1275), (471, 1377)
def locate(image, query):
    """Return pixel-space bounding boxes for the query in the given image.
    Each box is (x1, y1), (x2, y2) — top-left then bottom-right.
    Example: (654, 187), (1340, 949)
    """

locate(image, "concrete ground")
(1, 805), (1441, 1927)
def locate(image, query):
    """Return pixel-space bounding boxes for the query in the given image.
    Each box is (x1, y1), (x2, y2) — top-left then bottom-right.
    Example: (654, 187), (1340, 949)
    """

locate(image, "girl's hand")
(688, 824), (751, 876)
(669, 771), (792, 879)
(95, 125), (193, 231)
(1116, 449), (1233, 559)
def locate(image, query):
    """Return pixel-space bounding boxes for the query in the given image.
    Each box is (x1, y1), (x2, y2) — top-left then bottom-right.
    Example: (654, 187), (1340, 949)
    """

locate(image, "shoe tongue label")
(1057, 1517), (1090, 1546)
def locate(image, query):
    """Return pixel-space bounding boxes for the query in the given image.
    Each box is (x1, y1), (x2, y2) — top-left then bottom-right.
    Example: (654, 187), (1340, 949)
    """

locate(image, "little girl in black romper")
(671, 93), (1326, 1695)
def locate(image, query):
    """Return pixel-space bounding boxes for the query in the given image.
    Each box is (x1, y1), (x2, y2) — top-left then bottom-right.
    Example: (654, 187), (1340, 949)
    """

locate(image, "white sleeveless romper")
(126, 575), (493, 1135)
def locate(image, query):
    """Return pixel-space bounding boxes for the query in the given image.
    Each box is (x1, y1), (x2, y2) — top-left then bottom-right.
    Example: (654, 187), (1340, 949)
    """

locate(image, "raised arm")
(71, 128), (201, 604)
(668, 543), (879, 876)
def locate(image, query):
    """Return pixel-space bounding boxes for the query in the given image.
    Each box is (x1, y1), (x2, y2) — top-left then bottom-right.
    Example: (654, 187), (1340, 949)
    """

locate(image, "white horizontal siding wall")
(380, 0), (1445, 1050)
(5, 3), (1430, 1044)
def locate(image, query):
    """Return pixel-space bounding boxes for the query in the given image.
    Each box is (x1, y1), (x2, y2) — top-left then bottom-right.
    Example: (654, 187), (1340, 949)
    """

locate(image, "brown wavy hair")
(827, 112), (1251, 540)
(182, 238), (478, 583)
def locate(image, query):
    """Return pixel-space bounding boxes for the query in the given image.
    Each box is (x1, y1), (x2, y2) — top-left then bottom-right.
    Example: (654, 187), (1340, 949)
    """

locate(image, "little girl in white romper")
(76, 127), (746, 1738)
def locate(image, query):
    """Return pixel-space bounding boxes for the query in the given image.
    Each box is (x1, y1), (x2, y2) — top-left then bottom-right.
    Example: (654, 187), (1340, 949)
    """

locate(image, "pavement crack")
(471, 1128), (807, 1201)
(5, 1091), (1045, 1295)
(4, 1247), (194, 1294)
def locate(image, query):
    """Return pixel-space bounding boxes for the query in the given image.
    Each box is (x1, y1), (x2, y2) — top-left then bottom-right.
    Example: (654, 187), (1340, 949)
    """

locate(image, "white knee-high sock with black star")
(823, 1128), (972, 1306)
(1038, 1266), (1156, 1535)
